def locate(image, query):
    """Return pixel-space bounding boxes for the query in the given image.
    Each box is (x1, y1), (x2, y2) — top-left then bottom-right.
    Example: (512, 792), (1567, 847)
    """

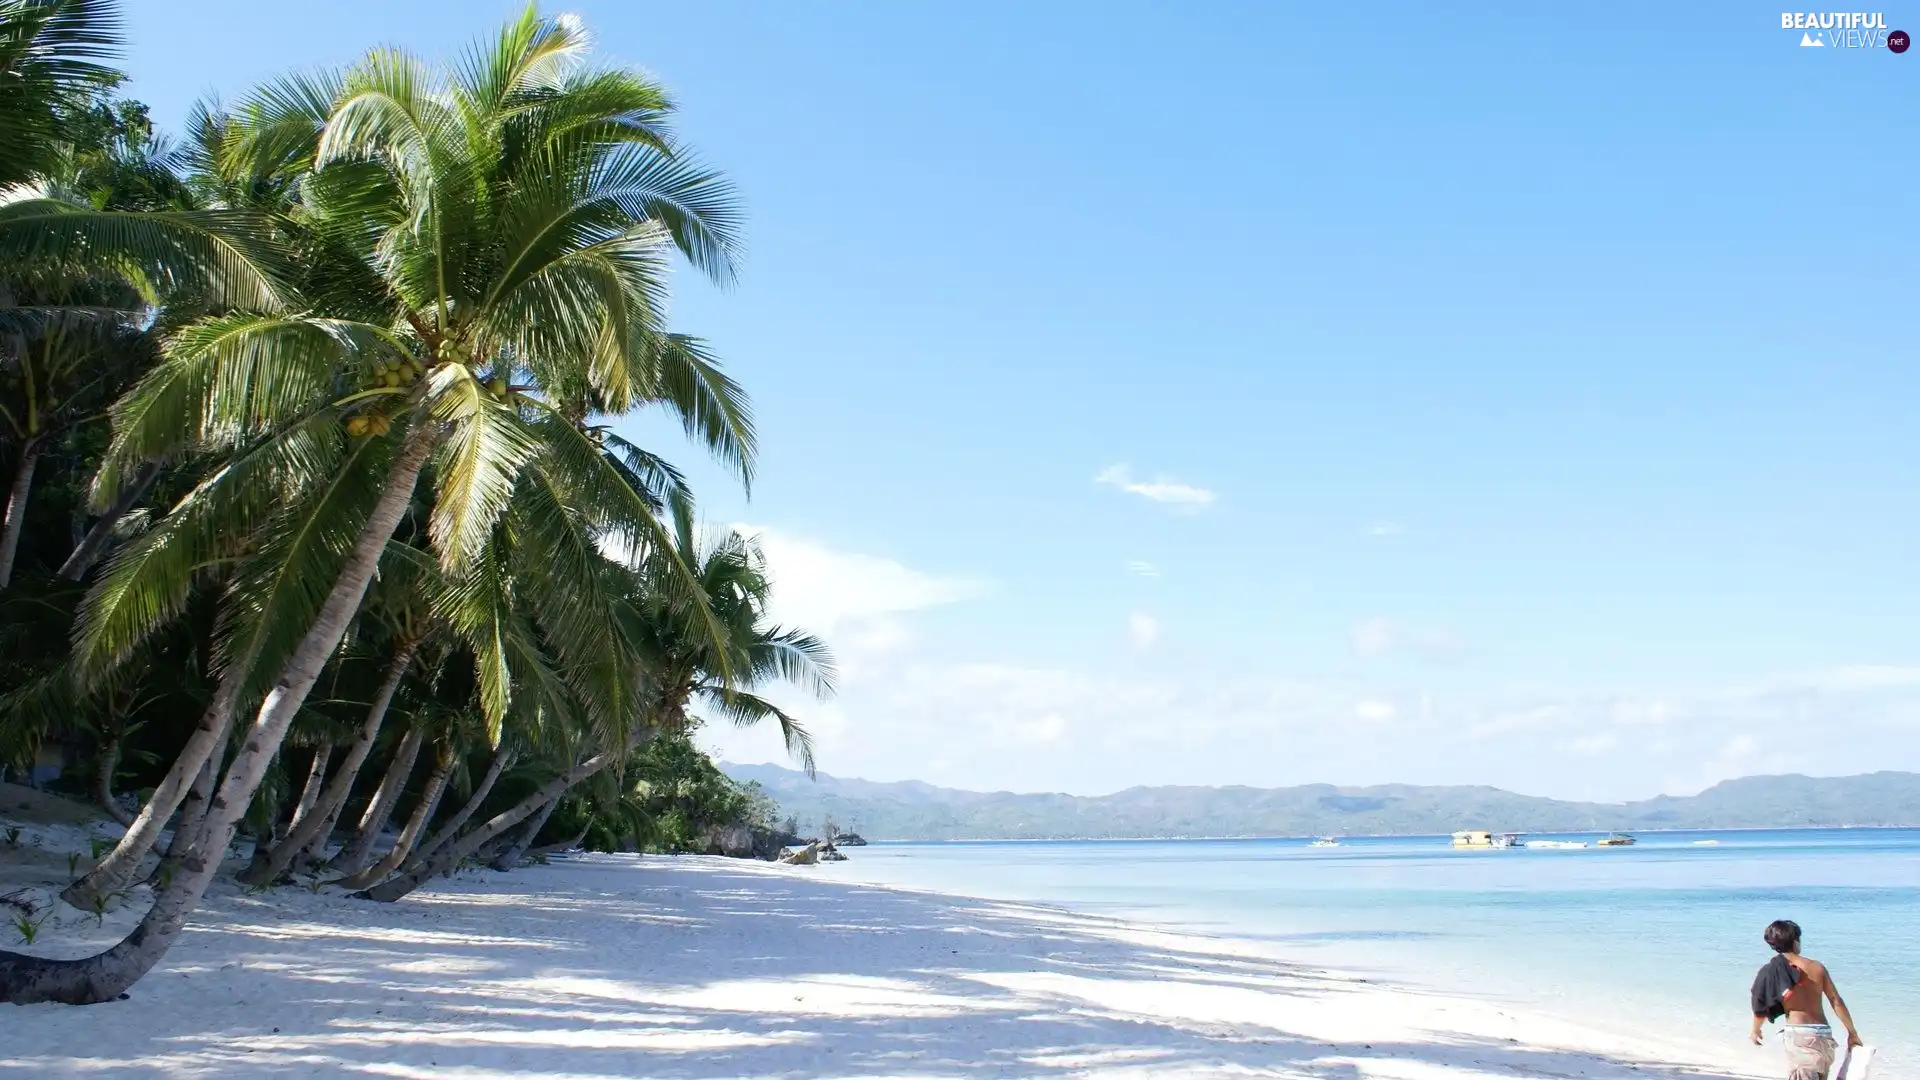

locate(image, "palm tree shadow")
(4, 855), (1764, 1079)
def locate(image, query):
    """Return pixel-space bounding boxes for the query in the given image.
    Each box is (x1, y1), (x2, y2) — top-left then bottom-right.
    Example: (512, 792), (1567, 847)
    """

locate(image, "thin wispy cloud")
(1364, 521), (1407, 538)
(1126, 560), (1161, 578)
(1095, 464), (1217, 511)
(1351, 617), (1467, 659)
(1128, 612), (1162, 650)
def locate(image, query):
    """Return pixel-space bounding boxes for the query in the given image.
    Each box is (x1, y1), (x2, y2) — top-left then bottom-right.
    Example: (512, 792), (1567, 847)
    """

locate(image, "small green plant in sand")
(66, 852), (80, 877)
(86, 891), (124, 927)
(12, 910), (50, 945)
(89, 837), (112, 861)
(2, 825), (19, 847)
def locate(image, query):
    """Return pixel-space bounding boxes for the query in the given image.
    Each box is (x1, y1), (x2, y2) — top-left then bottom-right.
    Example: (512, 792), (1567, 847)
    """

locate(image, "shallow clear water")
(823, 829), (1920, 1072)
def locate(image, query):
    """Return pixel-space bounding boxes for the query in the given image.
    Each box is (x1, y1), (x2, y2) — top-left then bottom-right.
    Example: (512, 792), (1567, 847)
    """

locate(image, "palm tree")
(0, 6), (751, 1005)
(0, 270), (151, 585)
(0, 0), (116, 190)
(0, 62), (280, 588)
(362, 520), (833, 901)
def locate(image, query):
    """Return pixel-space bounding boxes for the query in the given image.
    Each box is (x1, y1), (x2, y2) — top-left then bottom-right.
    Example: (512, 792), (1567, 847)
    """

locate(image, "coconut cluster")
(346, 357), (430, 437)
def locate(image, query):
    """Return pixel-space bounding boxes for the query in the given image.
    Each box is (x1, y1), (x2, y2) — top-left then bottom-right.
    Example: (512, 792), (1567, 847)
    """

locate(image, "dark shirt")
(1751, 954), (1800, 1021)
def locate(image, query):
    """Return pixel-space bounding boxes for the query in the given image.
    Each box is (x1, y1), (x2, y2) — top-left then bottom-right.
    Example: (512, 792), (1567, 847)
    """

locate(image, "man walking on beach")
(1749, 919), (1863, 1079)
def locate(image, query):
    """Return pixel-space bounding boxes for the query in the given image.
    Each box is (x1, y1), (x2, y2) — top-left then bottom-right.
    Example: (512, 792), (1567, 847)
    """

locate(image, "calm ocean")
(823, 828), (1920, 1073)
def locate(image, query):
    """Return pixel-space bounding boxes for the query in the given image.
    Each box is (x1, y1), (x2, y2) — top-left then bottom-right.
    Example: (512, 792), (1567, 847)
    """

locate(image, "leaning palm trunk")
(526, 825), (589, 861)
(287, 742), (332, 835)
(405, 746), (513, 872)
(489, 796), (559, 871)
(240, 803), (291, 882)
(293, 793), (344, 872)
(332, 741), (452, 891)
(0, 428), (435, 1004)
(246, 641), (418, 884)
(58, 463), (159, 581)
(0, 435), (43, 588)
(63, 670), (242, 909)
(364, 733), (646, 903)
(331, 727), (422, 877)
(157, 746), (222, 869)
(93, 715), (133, 827)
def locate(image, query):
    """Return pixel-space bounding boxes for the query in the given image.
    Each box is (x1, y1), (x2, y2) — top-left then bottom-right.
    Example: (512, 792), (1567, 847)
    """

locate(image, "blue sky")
(125, 3), (1920, 799)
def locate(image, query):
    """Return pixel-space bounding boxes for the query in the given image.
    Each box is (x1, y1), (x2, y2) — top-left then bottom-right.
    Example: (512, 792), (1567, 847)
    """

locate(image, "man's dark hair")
(1764, 919), (1802, 953)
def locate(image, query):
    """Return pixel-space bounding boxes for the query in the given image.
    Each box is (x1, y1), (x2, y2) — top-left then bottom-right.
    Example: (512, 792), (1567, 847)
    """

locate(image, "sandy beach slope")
(2, 852), (1768, 1079)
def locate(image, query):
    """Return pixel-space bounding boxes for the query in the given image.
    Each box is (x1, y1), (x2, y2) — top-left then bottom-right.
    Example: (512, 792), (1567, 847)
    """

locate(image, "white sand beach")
(1, 847), (1773, 1080)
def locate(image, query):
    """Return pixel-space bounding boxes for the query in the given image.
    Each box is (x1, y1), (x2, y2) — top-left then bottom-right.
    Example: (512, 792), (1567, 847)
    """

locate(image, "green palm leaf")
(0, 197), (293, 309)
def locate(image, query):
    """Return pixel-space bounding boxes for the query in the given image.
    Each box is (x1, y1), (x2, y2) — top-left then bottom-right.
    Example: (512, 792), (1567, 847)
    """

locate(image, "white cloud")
(1354, 699), (1397, 722)
(1126, 560), (1161, 578)
(1569, 732), (1619, 756)
(714, 642), (1920, 801)
(1094, 464), (1218, 510)
(742, 525), (977, 629)
(703, 530), (1920, 803)
(737, 525), (982, 676)
(1364, 522), (1407, 537)
(1350, 617), (1466, 659)
(1028, 714), (1069, 744)
(1351, 618), (1397, 657)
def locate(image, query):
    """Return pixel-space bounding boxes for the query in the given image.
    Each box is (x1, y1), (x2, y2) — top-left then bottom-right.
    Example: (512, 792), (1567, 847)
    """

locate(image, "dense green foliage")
(558, 733), (789, 854)
(0, 1), (831, 1003)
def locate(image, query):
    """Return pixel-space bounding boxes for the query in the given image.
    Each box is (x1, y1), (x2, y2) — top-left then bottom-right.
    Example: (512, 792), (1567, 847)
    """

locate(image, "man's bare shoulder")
(1789, 956), (1830, 983)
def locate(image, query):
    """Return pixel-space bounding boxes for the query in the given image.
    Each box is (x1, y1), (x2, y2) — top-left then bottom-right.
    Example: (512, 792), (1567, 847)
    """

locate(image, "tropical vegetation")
(0, 0), (829, 1005)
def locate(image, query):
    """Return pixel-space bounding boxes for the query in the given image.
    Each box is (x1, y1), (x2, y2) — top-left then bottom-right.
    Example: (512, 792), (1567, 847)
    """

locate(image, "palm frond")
(700, 689), (814, 777)
(92, 313), (395, 499)
(647, 332), (756, 490)
(0, 198), (293, 309)
(426, 363), (540, 570)
(746, 625), (838, 700)
(0, 0), (121, 187)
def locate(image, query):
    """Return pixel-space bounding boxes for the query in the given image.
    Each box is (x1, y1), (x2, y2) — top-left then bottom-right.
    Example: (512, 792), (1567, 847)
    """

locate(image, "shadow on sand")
(1, 854), (1759, 1079)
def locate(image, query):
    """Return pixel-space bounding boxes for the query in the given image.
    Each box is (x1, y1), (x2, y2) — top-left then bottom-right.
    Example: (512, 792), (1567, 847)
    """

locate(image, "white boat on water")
(1309, 837), (1340, 847)
(1525, 839), (1588, 850)
(1451, 830), (1521, 849)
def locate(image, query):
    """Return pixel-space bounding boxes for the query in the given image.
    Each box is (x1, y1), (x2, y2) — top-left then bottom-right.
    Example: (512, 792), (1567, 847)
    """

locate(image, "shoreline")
(850, 824), (1920, 843)
(4, 851), (1770, 1079)
(810, 858), (1779, 1076)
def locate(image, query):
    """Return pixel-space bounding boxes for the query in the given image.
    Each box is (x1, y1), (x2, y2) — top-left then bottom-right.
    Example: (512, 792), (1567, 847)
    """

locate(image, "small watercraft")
(1525, 839), (1588, 850)
(1452, 830), (1522, 849)
(1597, 833), (1637, 847)
(1309, 837), (1340, 848)
(1692, 839), (1720, 846)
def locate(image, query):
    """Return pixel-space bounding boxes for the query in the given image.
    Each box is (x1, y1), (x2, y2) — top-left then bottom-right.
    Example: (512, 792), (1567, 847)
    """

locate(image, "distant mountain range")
(720, 764), (1920, 841)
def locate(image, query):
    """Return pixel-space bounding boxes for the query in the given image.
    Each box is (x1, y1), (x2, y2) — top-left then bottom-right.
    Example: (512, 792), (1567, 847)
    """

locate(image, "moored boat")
(1451, 830), (1522, 849)
(1597, 833), (1637, 846)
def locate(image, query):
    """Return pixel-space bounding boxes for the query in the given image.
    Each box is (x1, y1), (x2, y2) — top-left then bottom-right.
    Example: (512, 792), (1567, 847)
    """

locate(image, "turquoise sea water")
(823, 829), (1920, 1072)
